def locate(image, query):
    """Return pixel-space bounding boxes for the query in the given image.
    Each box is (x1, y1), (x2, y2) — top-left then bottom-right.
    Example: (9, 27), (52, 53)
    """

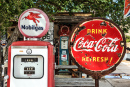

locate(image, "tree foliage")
(126, 35), (130, 42)
(0, 0), (34, 35)
(0, 0), (129, 35)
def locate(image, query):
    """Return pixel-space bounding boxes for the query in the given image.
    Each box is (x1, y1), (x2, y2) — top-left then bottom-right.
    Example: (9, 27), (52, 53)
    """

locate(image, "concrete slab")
(112, 69), (124, 74)
(112, 60), (130, 75)
(99, 79), (113, 87)
(107, 79), (130, 87)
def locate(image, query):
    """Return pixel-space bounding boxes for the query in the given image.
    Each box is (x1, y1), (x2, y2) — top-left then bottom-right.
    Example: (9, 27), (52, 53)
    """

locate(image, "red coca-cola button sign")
(70, 18), (126, 71)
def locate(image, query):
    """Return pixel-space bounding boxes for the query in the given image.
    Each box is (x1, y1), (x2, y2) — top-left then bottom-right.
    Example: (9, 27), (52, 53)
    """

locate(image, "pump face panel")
(14, 55), (44, 79)
(61, 37), (68, 49)
(10, 46), (48, 87)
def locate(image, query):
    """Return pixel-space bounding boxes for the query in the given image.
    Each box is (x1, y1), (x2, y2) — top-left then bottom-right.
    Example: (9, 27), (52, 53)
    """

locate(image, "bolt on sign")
(69, 18), (126, 76)
(18, 8), (49, 38)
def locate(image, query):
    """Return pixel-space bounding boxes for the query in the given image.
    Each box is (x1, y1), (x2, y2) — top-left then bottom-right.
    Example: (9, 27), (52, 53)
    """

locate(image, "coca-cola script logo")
(73, 37), (119, 52)
(70, 18), (126, 71)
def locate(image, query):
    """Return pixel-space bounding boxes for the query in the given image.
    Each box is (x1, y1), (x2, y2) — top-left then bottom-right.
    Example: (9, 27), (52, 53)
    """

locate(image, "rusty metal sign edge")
(69, 17), (126, 78)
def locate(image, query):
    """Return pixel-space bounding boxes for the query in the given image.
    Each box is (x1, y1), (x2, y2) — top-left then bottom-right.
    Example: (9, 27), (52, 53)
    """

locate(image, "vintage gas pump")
(4, 8), (55, 87)
(58, 26), (70, 66)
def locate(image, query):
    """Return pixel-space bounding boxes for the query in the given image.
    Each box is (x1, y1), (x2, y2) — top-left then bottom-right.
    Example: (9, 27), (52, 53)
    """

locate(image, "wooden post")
(95, 78), (99, 87)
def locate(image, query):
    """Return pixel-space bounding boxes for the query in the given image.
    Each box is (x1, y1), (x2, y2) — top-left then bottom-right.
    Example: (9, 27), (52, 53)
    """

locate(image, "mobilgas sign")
(18, 8), (49, 38)
(69, 18), (126, 72)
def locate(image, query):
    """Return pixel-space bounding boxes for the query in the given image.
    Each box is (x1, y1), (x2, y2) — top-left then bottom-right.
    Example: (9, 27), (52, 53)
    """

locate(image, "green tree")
(0, 0), (34, 35)
(0, 0), (129, 35)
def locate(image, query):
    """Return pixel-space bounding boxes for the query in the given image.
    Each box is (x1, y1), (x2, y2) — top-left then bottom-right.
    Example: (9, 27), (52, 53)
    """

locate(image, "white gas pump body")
(10, 46), (48, 87)
(7, 41), (55, 87)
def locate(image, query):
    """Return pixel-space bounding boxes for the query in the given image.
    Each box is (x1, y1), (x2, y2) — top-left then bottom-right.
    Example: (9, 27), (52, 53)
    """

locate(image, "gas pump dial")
(61, 37), (68, 49)
(26, 49), (32, 54)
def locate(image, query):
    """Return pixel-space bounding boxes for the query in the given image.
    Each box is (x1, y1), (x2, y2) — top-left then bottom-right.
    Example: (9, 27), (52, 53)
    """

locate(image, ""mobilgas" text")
(21, 25), (43, 31)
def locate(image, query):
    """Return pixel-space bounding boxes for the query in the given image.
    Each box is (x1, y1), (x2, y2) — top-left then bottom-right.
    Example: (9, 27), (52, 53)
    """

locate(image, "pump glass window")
(61, 37), (68, 49)
(13, 55), (44, 79)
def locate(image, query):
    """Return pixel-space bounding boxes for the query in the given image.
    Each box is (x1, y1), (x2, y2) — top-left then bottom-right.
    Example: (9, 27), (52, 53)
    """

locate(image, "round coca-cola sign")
(18, 8), (49, 38)
(69, 18), (126, 72)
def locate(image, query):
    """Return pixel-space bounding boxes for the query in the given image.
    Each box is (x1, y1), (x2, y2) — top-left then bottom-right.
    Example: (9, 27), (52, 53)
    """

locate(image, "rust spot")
(112, 42), (115, 45)
(108, 46), (112, 47)
(120, 41), (124, 47)
(94, 44), (96, 47)
(89, 57), (93, 61)
(92, 36), (95, 40)
(85, 63), (87, 65)
(100, 21), (107, 26)
(117, 53), (121, 57)
(109, 23), (114, 28)
(114, 44), (116, 47)
(106, 60), (109, 63)
(90, 63), (91, 65)
(80, 39), (82, 42)
(108, 40), (111, 42)
(80, 47), (88, 50)
(78, 44), (81, 48)
(75, 30), (79, 35)
(100, 46), (103, 50)
(85, 33), (90, 36)
(106, 42), (110, 45)
(81, 52), (83, 53)
(79, 26), (86, 30)
(75, 57), (79, 58)
(85, 53), (87, 56)
(89, 56), (92, 59)
(77, 26), (86, 33)
(102, 33), (107, 37)
(73, 35), (76, 41)
(70, 42), (74, 46)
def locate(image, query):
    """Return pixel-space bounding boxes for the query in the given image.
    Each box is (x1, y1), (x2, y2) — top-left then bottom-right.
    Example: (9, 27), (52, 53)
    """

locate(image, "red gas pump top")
(11, 41), (51, 46)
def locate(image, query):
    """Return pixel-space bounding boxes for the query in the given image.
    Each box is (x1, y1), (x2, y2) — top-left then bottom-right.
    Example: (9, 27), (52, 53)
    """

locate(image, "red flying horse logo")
(22, 12), (41, 26)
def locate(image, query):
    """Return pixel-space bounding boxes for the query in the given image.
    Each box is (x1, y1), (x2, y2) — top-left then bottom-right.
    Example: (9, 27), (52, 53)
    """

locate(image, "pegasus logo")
(22, 12), (41, 26)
